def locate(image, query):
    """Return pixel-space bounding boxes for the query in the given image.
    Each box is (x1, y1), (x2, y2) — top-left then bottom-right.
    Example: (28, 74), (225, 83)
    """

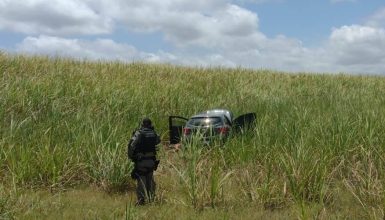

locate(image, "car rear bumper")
(182, 135), (227, 146)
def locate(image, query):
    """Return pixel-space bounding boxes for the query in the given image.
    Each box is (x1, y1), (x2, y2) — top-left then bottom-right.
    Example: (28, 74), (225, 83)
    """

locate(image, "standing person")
(128, 118), (161, 205)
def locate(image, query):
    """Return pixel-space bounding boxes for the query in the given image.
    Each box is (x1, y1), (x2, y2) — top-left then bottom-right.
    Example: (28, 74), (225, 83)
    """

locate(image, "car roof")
(191, 109), (233, 121)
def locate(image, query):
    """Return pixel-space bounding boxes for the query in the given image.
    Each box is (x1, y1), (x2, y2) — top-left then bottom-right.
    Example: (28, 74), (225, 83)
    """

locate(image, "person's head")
(141, 117), (152, 128)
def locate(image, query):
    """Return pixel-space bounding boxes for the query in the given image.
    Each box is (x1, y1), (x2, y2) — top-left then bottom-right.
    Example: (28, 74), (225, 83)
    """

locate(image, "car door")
(232, 113), (256, 133)
(169, 116), (188, 144)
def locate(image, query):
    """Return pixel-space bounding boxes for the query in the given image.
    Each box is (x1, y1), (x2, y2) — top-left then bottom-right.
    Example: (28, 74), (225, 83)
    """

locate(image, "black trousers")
(136, 171), (156, 204)
(134, 158), (156, 204)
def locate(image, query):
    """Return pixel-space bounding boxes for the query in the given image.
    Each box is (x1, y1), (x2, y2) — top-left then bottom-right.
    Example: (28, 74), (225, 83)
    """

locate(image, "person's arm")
(156, 133), (161, 145)
(128, 130), (141, 160)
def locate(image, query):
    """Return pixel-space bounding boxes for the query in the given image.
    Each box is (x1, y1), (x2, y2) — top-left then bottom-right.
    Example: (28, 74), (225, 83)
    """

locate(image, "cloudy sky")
(1, 0), (385, 74)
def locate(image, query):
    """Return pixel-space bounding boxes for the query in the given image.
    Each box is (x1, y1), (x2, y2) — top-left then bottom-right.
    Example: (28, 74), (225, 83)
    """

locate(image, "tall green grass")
(2, 53), (385, 218)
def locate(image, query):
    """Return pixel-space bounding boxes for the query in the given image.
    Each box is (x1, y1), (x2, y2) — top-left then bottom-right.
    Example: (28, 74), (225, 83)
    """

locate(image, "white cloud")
(14, 34), (241, 67)
(14, 26), (385, 74)
(330, 25), (385, 44)
(2, 0), (385, 74)
(328, 25), (385, 70)
(0, 0), (113, 35)
(96, 0), (260, 48)
(0, 0), (260, 44)
(16, 35), (161, 62)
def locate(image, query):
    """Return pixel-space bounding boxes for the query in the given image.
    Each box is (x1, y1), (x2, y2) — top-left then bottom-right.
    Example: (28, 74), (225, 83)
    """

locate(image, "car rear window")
(187, 117), (222, 126)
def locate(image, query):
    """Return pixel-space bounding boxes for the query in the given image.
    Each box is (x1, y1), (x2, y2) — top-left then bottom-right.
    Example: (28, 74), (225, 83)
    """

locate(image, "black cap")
(141, 117), (152, 127)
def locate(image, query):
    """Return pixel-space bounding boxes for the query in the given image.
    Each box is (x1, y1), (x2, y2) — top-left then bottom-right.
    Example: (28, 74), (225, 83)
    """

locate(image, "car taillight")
(183, 127), (191, 135)
(217, 126), (229, 134)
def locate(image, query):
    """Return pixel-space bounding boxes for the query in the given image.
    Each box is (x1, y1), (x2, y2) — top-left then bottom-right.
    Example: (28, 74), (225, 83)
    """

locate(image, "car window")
(187, 117), (222, 126)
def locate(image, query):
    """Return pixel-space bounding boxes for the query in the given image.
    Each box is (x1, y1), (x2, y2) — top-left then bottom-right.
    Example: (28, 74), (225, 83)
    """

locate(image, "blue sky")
(1, 0), (385, 74)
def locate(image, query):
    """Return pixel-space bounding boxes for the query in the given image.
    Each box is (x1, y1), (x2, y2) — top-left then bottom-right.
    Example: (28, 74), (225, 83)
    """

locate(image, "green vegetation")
(1, 52), (385, 219)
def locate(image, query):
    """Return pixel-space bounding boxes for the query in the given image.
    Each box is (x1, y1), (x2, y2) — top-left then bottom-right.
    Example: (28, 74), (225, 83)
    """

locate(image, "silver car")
(169, 109), (256, 145)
